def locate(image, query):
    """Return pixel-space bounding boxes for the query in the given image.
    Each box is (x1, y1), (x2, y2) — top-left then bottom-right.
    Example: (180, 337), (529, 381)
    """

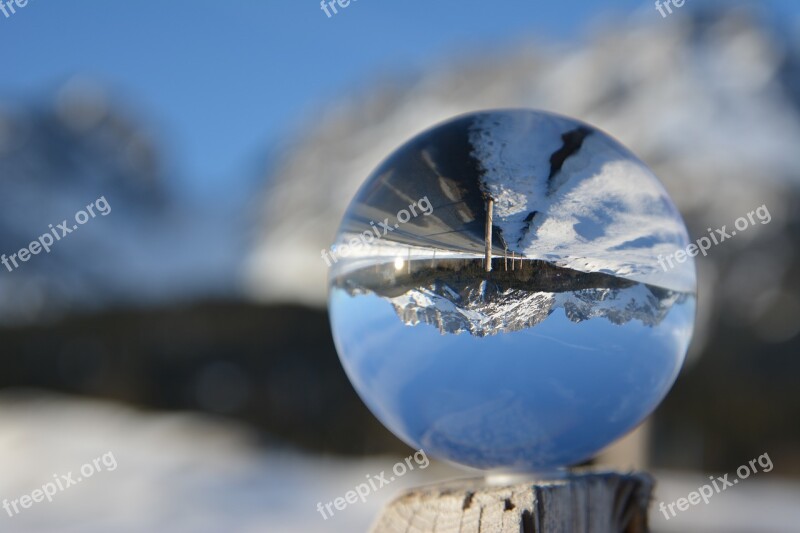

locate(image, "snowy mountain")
(0, 80), (243, 323)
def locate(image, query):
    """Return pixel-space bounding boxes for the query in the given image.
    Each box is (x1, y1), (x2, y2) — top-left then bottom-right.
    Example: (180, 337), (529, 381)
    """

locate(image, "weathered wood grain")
(372, 470), (653, 533)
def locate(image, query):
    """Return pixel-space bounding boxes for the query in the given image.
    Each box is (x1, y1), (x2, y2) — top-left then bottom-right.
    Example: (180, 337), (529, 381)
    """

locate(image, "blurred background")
(1, 0), (799, 531)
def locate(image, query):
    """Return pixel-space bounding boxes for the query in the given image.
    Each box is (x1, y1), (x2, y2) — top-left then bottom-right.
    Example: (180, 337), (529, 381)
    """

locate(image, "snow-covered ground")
(0, 392), (796, 532)
(0, 391), (460, 533)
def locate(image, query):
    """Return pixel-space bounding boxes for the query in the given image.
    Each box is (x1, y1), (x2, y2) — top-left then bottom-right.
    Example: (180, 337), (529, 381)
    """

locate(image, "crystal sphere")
(327, 110), (696, 472)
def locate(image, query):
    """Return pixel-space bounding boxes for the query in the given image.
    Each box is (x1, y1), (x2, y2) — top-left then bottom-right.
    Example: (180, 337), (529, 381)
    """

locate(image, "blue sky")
(1, 0), (798, 197)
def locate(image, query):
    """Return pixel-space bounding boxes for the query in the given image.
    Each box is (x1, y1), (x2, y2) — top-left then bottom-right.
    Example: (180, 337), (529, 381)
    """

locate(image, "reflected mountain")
(330, 258), (689, 337)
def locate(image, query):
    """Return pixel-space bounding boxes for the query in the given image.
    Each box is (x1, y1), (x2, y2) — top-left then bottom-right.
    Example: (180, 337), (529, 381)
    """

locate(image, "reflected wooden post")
(485, 198), (493, 273)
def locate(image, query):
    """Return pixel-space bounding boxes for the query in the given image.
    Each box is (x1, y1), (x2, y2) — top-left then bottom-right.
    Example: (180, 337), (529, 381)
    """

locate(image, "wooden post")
(485, 198), (493, 273)
(372, 470), (653, 533)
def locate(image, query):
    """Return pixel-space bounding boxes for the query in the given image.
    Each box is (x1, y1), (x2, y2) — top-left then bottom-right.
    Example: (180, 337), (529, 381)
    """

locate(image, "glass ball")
(327, 110), (696, 472)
